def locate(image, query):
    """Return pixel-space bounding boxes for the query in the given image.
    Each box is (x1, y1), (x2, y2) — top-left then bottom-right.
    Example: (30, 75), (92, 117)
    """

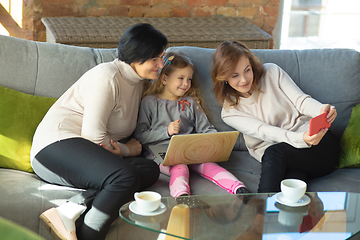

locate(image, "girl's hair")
(143, 51), (206, 111)
(211, 41), (265, 107)
(118, 23), (168, 64)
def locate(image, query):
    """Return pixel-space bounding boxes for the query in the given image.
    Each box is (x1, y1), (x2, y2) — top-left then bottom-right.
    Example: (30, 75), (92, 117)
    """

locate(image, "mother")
(30, 23), (167, 240)
(211, 41), (339, 193)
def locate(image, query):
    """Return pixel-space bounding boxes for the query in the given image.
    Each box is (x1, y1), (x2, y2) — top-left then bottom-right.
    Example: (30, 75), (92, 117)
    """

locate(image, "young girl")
(134, 51), (249, 198)
(211, 41), (339, 193)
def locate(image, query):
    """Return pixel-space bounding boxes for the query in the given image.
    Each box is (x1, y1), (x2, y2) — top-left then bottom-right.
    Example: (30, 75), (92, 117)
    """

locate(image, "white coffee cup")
(134, 191), (161, 213)
(280, 179), (307, 203)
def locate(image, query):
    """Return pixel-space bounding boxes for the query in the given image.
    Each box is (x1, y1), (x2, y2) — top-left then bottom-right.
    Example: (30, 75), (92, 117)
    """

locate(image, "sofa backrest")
(0, 35), (117, 98)
(1, 35), (359, 150)
(167, 46), (360, 148)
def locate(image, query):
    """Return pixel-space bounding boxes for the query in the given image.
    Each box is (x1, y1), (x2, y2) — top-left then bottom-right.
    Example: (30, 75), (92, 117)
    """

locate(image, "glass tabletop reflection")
(120, 192), (360, 240)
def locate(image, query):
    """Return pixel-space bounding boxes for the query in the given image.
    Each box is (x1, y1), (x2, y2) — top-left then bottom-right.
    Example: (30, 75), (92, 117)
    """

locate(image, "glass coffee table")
(120, 192), (360, 240)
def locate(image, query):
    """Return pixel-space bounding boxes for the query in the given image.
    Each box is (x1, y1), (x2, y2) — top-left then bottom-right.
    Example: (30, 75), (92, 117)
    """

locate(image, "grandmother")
(30, 23), (168, 240)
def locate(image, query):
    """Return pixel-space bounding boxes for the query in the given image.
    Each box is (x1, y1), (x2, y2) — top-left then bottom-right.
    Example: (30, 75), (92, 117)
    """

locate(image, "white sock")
(56, 202), (87, 231)
(84, 206), (110, 232)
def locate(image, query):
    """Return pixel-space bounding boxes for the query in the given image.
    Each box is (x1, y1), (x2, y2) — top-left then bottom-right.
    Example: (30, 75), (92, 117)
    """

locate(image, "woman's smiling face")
(131, 51), (165, 80)
(227, 56), (254, 98)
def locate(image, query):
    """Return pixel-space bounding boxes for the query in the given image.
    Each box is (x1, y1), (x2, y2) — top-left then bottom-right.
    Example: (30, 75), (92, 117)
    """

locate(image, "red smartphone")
(309, 112), (331, 136)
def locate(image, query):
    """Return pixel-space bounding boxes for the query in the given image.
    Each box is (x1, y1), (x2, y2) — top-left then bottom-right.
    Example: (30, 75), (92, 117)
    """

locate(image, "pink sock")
(189, 162), (246, 194)
(169, 164), (190, 197)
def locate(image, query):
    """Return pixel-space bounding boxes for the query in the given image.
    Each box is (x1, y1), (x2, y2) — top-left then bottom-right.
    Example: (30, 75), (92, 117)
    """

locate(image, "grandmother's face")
(131, 51), (165, 80)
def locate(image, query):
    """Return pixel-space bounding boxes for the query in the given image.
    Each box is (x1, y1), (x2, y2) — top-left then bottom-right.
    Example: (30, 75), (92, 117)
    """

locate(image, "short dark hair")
(118, 23), (168, 64)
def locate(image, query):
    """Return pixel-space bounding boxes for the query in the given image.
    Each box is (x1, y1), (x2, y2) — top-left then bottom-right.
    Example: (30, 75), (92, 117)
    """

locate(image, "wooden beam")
(0, 3), (26, 38)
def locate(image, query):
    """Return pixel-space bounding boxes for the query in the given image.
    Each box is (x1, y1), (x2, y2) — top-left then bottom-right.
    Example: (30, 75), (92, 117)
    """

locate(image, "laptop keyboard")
(159, 152), (166, 160)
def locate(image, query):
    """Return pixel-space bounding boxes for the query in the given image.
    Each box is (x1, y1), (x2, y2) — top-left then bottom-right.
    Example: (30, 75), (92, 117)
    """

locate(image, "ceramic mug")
(134, 191), (161, 212)
(280, 179), (307, 203)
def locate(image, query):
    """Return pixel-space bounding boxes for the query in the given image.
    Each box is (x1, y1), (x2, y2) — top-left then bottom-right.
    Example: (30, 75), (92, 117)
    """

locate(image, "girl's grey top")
(134, 95), (216, 152)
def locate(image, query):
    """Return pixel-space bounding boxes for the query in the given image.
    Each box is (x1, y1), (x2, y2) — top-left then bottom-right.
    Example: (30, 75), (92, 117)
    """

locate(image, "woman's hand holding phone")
(304, 104), (337, 145)
(303, 129), (328, 146)
(309, 113), (330, 136)
(321, 104), (337, 124)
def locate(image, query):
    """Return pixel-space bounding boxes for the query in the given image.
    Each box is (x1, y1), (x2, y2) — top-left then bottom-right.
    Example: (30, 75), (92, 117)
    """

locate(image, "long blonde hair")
(143, 51), (207, 112)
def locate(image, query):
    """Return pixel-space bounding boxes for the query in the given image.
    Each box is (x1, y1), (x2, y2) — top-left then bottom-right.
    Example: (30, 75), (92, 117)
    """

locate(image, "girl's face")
(227, 56), (254, 98)
(131, 51), (165, 80)
(160, 66), (193, 100)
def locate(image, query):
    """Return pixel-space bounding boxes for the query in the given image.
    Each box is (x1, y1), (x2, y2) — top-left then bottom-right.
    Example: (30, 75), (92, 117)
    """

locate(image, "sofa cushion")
(0, 85), (56, 172)
(0, 216), (45, 240)
(338, 104), (360, 168)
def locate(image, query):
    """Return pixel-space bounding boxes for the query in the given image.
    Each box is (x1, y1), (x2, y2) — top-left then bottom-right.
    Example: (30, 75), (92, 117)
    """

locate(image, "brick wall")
(22, 0), (279, 47)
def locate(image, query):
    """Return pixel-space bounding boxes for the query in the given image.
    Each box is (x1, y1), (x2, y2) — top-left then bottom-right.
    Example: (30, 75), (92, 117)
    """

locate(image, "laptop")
(148, 131), (239, 166)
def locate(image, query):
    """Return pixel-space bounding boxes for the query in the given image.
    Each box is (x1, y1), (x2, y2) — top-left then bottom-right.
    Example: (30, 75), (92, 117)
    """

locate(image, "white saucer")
(129, 201), (166, 216)
(275, 192), (310, 207)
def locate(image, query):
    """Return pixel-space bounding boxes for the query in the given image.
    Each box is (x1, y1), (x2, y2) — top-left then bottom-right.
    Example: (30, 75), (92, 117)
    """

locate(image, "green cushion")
(338, 104), (360, 168)
(0, 85), (56, 172)
(0, 217), (45, 240)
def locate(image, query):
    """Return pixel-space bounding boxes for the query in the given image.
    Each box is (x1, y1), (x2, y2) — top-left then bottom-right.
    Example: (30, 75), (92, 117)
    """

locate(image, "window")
(279, 0), (360, 50)
(0, 0), (23, 37)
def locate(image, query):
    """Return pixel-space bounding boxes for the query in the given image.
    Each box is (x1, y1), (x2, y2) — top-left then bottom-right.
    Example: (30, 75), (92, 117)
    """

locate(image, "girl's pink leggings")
(160, 162), (246, 198)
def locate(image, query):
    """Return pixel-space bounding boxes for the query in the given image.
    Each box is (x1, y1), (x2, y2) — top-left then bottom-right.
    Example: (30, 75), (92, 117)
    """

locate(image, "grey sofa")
(1, 34), (360, 239)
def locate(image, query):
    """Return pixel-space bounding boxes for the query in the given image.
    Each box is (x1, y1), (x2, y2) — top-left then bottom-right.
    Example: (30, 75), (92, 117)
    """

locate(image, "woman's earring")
(225, 81), (228, 84)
